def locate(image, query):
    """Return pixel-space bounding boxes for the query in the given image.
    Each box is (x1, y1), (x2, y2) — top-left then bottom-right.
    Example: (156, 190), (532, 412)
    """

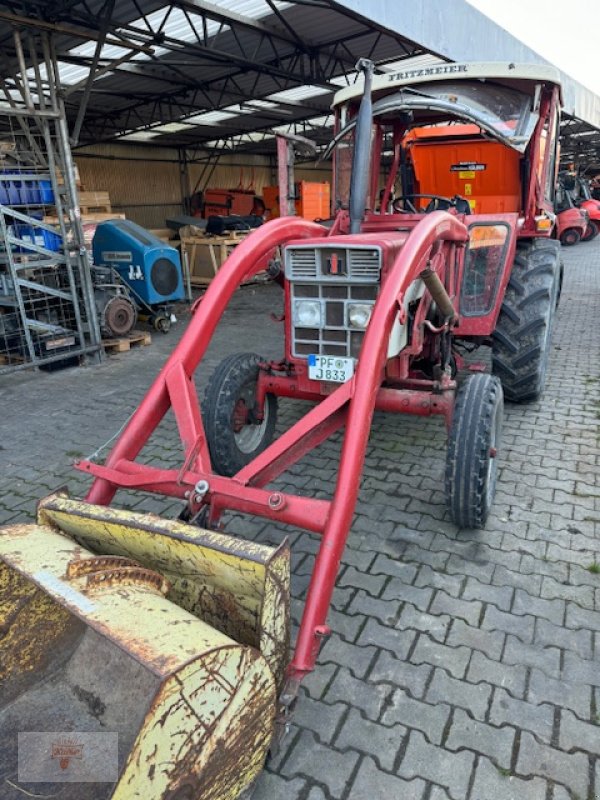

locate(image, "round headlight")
(294, 300), (322, 327)
(348, 303), (373, 329)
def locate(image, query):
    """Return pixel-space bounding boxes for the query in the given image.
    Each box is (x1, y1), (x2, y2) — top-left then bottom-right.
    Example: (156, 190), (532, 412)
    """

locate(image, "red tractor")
(554, 180), (588, 245)
(64, 60), (564, 753)
(561, 172), (600, 241)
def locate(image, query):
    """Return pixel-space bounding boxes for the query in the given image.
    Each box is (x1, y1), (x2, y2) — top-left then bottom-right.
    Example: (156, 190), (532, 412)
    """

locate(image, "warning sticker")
(459, 170), (476, 179)
(464, 184), (472, 195)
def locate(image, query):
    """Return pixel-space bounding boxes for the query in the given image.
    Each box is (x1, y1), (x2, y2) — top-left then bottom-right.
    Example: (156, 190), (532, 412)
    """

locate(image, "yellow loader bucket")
(0, 492), (290, 800)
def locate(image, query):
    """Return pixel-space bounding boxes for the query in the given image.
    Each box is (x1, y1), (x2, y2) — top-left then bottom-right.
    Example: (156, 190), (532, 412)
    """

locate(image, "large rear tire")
(492, 239), (560, 403)
(203, 352), (277, 477)
(445, 373), (503, 529)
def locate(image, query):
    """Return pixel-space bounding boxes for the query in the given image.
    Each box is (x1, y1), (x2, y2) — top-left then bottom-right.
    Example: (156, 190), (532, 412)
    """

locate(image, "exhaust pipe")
(349, 58), (375, 234)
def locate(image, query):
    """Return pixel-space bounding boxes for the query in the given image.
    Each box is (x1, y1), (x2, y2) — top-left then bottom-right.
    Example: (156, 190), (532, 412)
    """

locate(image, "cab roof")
(332, 62), (563, 108)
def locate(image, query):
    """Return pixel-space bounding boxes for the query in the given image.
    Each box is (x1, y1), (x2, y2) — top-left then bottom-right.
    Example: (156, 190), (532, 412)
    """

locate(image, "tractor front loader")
(0, 59), (564, 799)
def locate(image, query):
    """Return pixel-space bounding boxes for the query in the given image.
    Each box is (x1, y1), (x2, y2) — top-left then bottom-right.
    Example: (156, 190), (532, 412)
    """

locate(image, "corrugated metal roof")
(1, 1), (435, 153)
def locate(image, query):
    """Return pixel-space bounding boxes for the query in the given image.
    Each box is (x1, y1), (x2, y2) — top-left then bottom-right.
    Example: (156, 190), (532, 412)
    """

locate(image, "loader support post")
(290, 212), (468, 676)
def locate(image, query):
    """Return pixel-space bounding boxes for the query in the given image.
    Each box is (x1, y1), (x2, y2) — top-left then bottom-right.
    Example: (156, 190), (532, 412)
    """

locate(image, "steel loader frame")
(77, 211), (468, 694)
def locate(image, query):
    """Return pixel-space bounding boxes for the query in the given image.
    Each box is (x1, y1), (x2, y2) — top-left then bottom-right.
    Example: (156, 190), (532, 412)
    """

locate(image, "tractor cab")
(326, 61), (562, 236)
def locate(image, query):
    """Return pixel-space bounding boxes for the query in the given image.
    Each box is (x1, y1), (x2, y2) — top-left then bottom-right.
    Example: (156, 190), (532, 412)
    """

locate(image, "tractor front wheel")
(582, 221), (599, 242)
(203, 352), (277, 476)
(492, 239), (560, 403)
(445, 373), (503, 529)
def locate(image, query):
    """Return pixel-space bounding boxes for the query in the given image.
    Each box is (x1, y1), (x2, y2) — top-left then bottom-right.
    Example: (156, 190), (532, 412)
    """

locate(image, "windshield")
(328, 80), (539, 160)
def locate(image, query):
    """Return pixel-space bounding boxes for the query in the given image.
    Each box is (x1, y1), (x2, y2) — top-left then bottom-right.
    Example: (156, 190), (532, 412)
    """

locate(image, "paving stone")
(562, 651), (600, 688)
(324, 668), (390, 722)
(490, 687), (554, 743)
(503, 635), (561, 677)
(483, 605), (535, 642)
(356, 617), (415, 659)
(428, 788), (452, 800)
(528, 668), (592, 718)
(534, 617), (592, 658)
(492, 565), (543, 594)
(426, 667), (492, 720)
(280, 730), (359, 798)
(466, 651), (527, 698)
(447, 619), (504, 660)
(540, 577), (594, 610)
(516, 731), (589, 798)
(317, 634), (377, 679)
(565, 602), (600, 632)
(252, 773), (305, 799)
(348, 590), (397, 625)
(369, 651), (431, 699)
(349, 756), (426, 800)
(512, 589), (566, 626)
(559, 709), (600, 754)
(335, 708), (405, 771)
(414, 565), (463, 597)
(326, 608), (366, 643)
(338, 565), (387, 596)
(410, 634), (471, 678)
(430, 590), (483, 626)
(382, 688), (450, 745)
(462, 577), (513, 611)
(382, 580), (434, 611)
(398, 730), (475, 800)
(397, 604), (452, 642)
(292, 695), (346, 744)
(447, 553), (495, 583)
(369, 553), (418, 582)
(303, 663), (337, 700)
(446, 708), (515, 769)
(470, 755), (548, 800)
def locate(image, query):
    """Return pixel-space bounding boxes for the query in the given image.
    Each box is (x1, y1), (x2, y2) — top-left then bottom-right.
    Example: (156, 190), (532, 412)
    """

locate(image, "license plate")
(308, 355), (354, 383)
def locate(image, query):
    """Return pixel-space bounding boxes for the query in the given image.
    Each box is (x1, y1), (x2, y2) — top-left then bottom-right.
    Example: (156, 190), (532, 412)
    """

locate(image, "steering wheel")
(392, 194), (470, 214)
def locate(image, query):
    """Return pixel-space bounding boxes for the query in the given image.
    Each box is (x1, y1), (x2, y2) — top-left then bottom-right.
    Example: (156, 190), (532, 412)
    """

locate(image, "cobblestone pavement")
(0, 239), (599, 800)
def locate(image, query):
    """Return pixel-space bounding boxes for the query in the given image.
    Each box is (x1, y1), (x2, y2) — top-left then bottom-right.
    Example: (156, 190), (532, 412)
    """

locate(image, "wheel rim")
(232, 382), (269, 454)
(485, 400), (502, 508)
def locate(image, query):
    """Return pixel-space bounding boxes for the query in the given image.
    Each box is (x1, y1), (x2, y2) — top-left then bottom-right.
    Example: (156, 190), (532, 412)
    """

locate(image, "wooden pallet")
(102, 329), (151, 353)
(78, 191), (112, 214)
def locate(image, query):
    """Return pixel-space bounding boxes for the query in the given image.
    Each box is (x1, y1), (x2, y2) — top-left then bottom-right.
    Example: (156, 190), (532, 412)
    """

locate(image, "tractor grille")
(286, 245), (381, 282)
(285, 245), (381, 359)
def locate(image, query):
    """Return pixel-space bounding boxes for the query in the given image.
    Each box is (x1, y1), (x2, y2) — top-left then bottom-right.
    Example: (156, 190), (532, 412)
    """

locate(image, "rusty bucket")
(0, 492), (289, 800)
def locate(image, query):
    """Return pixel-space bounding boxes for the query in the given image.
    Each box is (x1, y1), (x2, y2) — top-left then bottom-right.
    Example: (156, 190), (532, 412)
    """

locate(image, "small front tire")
(560, 228), (581, 246)
(445, 373), (503, 529)
(203, 352), (277, 477)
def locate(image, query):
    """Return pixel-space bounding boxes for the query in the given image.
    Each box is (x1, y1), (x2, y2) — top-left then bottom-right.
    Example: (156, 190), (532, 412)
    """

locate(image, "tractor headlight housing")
(347, 302), (373, 329)
(293, 300), (322, 328)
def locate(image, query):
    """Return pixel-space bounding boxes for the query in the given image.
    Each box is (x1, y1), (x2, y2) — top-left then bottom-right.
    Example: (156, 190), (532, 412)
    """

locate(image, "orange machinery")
(404, 124), (521, 214)
(263, 181), (330, 220)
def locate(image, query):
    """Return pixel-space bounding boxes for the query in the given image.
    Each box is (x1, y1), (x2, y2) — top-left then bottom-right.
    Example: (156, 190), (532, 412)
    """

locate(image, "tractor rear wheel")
(491, 239), (560, 403)
(582, 221), (599, 242)
(445, 373), (503, 529)
(203, 352), (277, 477)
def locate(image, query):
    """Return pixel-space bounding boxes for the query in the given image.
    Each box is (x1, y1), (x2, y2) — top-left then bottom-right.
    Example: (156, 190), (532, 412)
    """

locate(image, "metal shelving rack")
(0, 29), (102, 373)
